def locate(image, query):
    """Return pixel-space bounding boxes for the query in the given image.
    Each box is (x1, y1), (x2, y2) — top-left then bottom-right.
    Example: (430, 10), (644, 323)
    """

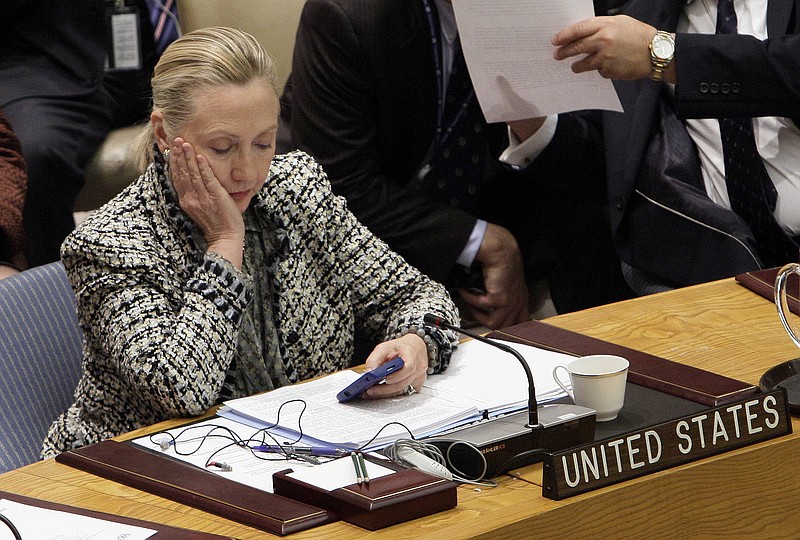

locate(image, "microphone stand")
(422, 313), (596, 478)
(424, 313), (540, 430)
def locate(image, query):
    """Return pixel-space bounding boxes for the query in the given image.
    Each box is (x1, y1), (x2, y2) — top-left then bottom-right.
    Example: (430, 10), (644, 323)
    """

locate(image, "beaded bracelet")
(395, 322), (457, 375)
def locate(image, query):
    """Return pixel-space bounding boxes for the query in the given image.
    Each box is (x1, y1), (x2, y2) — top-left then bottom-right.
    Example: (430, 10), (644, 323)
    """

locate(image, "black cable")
(0, 513), (21, 540)
(149, 398), (339, 469)
(355, 421), (415, 451)
(147, 401), (429, 473)
(495, 448), (552, 474)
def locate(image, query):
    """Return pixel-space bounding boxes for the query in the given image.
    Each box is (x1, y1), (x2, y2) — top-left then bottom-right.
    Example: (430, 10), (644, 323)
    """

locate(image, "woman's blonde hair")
(133, 26), (278, 171)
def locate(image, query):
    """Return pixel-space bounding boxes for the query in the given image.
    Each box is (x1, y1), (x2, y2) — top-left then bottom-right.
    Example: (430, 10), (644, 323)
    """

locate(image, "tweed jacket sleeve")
(258, 152), (460, 374)
(60, 165), (253, 425)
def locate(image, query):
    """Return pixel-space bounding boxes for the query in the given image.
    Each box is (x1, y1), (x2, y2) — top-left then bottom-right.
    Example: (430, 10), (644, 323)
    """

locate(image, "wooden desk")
(2, 278), (799, 539)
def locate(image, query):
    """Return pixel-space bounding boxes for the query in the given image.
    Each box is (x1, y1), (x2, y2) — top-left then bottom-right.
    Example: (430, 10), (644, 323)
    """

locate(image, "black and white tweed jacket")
(42, 151), (458, 457)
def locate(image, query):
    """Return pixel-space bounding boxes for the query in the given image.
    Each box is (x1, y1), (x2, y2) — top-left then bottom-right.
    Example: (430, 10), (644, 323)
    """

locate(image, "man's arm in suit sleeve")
(505, 110), (606, 198)
(283, 0), (474, 283)
(675, 32), (800, 120)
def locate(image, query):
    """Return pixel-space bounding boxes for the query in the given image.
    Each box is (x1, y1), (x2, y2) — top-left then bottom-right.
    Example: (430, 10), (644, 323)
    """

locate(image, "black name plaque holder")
(542, 388), (792, 500)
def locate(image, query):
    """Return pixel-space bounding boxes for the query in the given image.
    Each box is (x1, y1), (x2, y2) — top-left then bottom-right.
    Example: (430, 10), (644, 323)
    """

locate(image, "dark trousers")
(3, 72), (151, 266)
(480, 174), (633, 314)
(4, 95), (110, 266)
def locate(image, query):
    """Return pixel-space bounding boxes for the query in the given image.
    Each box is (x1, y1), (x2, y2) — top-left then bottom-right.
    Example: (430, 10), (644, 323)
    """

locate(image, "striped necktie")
(148, 0), (181, 55)
(423, 38), (487, 212)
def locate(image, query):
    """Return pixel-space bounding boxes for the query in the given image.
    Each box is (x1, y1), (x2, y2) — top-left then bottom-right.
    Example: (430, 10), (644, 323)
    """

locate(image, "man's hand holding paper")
(551, 15), (661, 81)
(452, 0), (622, 123)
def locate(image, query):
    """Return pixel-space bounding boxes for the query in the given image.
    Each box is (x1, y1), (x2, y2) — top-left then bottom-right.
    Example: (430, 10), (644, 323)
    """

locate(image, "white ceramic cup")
(552, 354), (629, 422)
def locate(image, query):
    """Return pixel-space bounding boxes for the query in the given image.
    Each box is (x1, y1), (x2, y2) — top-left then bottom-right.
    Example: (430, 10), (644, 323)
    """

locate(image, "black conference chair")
(0, 262), (83, 472)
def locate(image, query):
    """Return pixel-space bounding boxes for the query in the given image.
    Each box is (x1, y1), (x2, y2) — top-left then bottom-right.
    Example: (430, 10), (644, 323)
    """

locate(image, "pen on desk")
(351, 452), (364, 484)
(357, 452), (369, 484)
(250, 444), (348, 457)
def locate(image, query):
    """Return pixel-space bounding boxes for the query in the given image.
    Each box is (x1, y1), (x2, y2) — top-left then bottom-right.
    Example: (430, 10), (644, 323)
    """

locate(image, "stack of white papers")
(220, 369), (480, 451)
(133, 338), (575, 492)
(219, 339), (572, 451)
(425, 338), (572, 417)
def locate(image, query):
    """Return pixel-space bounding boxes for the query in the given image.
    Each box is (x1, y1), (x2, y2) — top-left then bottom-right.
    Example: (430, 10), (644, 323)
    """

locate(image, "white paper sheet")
(286, 456), (396, 492)
(426, 338), (573, 415)
(453, 0), (622, 122)
(132, 416), (319, 493)
(132, 415), (399, 493)
(0, 499), (156, 540)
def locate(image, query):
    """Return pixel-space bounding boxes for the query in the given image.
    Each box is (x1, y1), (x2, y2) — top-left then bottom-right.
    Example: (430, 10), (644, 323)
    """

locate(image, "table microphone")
(422, 313), (596, 478)
(423, 313), (540, 430)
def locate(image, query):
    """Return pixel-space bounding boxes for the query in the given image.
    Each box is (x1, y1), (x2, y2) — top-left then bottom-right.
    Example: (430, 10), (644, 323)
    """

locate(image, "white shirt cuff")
(499, 115), (559, 170)
(456, 219), (487, 267)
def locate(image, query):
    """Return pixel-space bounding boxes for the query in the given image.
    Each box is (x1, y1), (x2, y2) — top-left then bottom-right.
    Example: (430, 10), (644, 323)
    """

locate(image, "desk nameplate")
(542, 388), (792, 500)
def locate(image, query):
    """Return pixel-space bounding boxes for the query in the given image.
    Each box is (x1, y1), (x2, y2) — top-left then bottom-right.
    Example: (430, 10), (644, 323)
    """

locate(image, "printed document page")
(453, 0), (622, 122)
(0, 499), (156, 540)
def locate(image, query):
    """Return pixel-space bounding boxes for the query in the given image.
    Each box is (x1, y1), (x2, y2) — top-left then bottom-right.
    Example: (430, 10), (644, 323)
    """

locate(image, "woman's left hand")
(362, 333), (429, 398)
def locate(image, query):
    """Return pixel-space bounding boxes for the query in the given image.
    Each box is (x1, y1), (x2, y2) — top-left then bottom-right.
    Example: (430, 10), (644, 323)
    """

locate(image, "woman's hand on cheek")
(362, 333), (429, 399)
(170, 139), (245, 267)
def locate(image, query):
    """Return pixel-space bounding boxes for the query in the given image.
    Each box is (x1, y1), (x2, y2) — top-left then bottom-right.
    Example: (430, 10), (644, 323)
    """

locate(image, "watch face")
(653, 35), (675, 59)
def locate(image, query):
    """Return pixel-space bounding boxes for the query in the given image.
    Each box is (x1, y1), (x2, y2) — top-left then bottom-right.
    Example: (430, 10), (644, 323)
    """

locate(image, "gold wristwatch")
(649, 31), (675, 82)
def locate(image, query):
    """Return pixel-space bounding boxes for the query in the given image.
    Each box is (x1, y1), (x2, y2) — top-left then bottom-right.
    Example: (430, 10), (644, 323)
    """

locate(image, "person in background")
(0, 0), (168, 267)
(548, 0), (800, 294)
(41, 27), (459, 458)
(0, 109), (27, 278)
(278, 0), (633, 330)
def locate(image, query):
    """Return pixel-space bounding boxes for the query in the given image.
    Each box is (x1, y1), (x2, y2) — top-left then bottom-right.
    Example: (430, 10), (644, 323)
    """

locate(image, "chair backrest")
(0, 262), (83, 471)
(176, 0), (306, 93)
(78, 0), (307, 213)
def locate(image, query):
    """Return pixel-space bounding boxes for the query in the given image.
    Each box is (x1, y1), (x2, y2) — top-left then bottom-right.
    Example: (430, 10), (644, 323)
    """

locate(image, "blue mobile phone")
(336, 357), (405, 402)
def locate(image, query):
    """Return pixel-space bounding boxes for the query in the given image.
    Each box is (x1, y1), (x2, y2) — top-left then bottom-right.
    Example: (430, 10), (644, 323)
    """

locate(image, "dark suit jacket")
(1, 0), (108, 101)
(279, 0), (605, 285)
(0, 0), (156, 116)
(605, 0), (800, 286)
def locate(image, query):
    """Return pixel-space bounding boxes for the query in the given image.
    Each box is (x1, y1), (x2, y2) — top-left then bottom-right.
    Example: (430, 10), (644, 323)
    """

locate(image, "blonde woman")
(42, 27), (458, 458)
